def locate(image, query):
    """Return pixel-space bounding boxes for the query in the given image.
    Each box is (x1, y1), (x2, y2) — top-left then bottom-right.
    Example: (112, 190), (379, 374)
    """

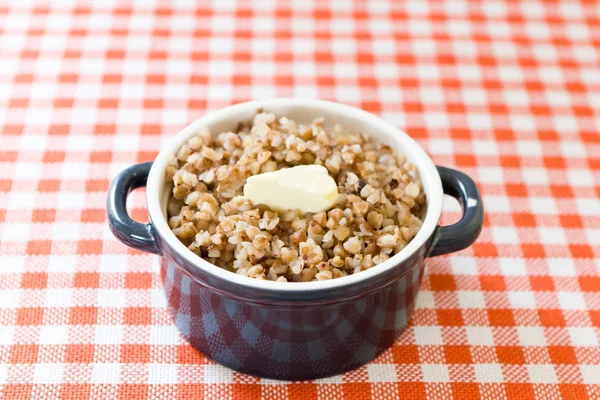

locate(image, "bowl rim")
(146, 98), (443, 293)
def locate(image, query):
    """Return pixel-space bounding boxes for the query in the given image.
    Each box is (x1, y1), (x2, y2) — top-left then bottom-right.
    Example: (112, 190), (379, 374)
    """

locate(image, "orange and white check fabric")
(1, 1), (599, 399)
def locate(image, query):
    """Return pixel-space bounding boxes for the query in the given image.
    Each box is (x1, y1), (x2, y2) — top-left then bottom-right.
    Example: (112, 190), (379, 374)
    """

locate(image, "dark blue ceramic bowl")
(107, 99), (483, 380)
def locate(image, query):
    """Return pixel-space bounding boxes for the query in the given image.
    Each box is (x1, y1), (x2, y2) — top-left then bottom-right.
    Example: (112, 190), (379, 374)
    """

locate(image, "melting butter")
(243, 165), (338, 213)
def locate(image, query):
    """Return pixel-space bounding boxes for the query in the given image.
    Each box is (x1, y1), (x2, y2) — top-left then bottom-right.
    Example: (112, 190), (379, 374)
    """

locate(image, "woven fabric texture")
(0, 1), (599, 399)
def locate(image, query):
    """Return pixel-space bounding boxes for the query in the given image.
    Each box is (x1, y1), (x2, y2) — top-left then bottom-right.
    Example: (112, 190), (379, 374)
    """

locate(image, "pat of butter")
(244, 165), (338, 213)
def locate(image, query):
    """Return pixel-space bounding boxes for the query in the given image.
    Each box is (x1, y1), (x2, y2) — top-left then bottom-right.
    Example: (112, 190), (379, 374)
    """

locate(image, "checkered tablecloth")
(1, 0), (599, 399)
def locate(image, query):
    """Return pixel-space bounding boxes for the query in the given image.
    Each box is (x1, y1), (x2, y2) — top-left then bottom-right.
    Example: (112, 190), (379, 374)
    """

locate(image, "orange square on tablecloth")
(496, 346), (526, 365)
(16, 308), (44, 325)
(125, 272), (153, 289)
(20, 273), (48, 289)
(65, 344), (95, 363)
(9, 344), (39, 363)
(120, 344), (151, 363)
(70, 307), (98, 325)
(60, 384), (92, 400)
(123, 307), (152, 325)
(444, 345), (472, 364)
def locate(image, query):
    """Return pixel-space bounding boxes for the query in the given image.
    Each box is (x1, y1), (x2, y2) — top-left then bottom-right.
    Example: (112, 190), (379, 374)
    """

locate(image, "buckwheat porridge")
(166, 113), (426, 282)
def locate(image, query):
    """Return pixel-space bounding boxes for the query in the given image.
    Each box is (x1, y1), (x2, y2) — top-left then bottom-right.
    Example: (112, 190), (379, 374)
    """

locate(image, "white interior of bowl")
(147, 99), (443, 292)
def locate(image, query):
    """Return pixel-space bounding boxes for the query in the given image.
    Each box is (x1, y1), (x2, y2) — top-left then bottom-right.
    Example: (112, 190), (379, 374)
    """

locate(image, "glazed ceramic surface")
(107, 99), (483, 380)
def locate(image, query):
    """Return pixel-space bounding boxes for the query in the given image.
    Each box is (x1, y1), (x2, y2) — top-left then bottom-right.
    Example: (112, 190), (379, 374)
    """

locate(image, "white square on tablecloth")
(421, 364), (450, 382)
(474, 364), (503, 383)
(294, 60), (318, 79)
(151, 288), (168, 309)
(8, 193), (36, 211)
(0, 289), (20, 309)
(373, 38), (396, 55)
(0, 224), (30, 242)
(44, 288), (73, 308)
(522, 168), (549, 185)
(576, 198), (600, 216)
(472, 140), (498, 155)
(65, 135), (93, 152)
(99, 255), (127, 273)
(413, 326), (443, 345)
(149, 363), (178, 384)
(116, 109), (143, 127)
(477, 167), (504, 184)
(516, 140), (542, 156)
(508, 291), (537, 309)
(335, 87), (361, 103)
(537, 227), (567, 245)
(129, 14), (154, 30)
(502, 89), (531, 107)
(97, 289), (126, 308)
(70, 107), (97, 125)
(74, 82), (102, 100)
(463, 88), (488, 105)
(94, 325), (123, 345)
(499, 65), (524, 82)
(518, 327), (547, 347)
(529, 197), (558, 215)
(367, 364), (397, 382)
(527, 364), (557, 384)
(164, 84), (190, 102)
(585, 229), (600, 245)
(291, 16), (314, 32)
(123, 60), (147, 77)
(499, 258), (527, 276)
(558, 292), (586, 310)
(57, 192), (85, 210)
(204, 364), (233, 384)
(0, 326), (15, 345)
(560, 141), (586, 157)
(207, 84), (232, 101)
(466, 327), (494, 346)
(166, 59), (192, 77)
(450, 257), (478, 276)
(0, 256), (26, 274)
(34, 363), (65, 384)
(567, 169), (595, 187)
(20, 134), (49, 151)
(553, 115), (578, 133)
(580, 365), (600, 384)
(547, 258), (575, 277)
(428, 138), (454, 155)
(150, 325), (181, 345)
(484, 196), (511, 213)
(490, 226), (519, 245)
(546, 87), (570, 105)
(425, 113), (450, 130)
(13, 162), (42, 180)
(291, 38), (314, 54)
(48, 256), (77, 273)
(162, 109), (188, 126)
(459, 291), (486, 309)
(92, 363), (121, 384)
(415, 290), (435, 309)
(568, 327), (598, 347)
(39, 325), (69, 345)
(51, 223), (81, 241)
(332, 63), (358, 79)
(456, 63), (481, 81)
(415, 65), (439, 80)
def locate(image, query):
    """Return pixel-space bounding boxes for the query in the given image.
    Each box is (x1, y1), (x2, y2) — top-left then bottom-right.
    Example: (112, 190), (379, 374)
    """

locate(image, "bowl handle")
(428, 166), (484, 257)
(106, 162), (161, 254)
